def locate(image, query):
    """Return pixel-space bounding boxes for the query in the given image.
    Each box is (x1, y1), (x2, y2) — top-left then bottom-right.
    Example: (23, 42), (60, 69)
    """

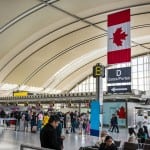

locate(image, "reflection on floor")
(0, 128), (128, 150)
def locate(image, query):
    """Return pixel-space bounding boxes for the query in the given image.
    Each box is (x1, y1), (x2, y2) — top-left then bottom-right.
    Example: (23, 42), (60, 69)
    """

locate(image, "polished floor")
(0, 127), (128, 150)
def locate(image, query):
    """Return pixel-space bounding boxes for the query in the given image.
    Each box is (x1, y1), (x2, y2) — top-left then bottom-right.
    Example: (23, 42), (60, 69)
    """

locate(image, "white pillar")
(99, 77), (103, 134)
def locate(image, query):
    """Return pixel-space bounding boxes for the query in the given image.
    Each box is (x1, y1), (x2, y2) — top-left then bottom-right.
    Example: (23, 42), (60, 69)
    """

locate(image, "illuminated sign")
(13, 91), (28, 97)
(93, 63), (105, 78)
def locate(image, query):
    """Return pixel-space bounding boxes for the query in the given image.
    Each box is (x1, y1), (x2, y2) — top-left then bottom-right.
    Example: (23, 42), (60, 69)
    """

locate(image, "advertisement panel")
(103, 102), (126, 127)
(90, 101), (100, 137)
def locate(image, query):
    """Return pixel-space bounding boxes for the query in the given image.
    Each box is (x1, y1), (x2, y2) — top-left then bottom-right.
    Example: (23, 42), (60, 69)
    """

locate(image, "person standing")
(65, 112), (71, 134)
(24, 111), (30, 132)
(37, 112), (43, 131)
(56, 121), (65, 149)
(42, 112), (49, 127)
(71, 113), (76, 133)
(40, 115), (61, 150)
(31, 112), (37, 133)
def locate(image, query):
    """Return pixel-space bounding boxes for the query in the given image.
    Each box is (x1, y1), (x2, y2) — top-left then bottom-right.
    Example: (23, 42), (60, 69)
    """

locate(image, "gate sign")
(107, 67), (131, 83)
(108, 85), (131, 94)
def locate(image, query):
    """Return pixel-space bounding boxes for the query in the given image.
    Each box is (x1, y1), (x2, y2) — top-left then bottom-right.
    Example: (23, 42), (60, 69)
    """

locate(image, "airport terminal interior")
(0, 0), (150, 150)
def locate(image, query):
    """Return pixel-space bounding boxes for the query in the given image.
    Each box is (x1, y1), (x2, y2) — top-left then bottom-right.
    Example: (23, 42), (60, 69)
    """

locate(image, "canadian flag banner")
(107, 9), (131, 64)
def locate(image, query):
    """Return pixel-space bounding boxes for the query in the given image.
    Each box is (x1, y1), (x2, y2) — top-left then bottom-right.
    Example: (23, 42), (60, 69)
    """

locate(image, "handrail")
(20, 144), (54, 150)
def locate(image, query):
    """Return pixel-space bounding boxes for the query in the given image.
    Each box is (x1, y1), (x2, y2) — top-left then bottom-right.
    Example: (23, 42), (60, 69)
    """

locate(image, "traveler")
(111, 114), (119, 133)
(99, 135), (117, 150)
(40, 115), (61, 150)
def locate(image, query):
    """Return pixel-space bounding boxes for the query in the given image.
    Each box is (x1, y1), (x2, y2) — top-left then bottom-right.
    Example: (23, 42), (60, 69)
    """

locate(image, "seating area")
(1, 127), (150, 150)
(79, 140), (150, 150)
(143, 144), (150, 150)
(122, 142), (138, 150)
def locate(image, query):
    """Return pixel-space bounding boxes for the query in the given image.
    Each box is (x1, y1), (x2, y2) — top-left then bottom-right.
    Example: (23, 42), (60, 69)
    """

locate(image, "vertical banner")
(90, 101), (100, 137)
(107, 9), (131, 64)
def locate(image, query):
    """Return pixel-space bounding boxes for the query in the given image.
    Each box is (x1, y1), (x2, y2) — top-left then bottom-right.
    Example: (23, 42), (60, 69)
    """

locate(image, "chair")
(114, 140), (121, 150)
(145, 139), (150, 144)
(143, 144), (150, 150)
(114, 140), (121, 147)
(137, 138), (143, 148)
(123, 142), (138, 150)
(79, 146), (98, 150)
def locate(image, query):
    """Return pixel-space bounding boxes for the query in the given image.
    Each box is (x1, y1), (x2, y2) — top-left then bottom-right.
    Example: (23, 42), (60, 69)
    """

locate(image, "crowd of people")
(0, 109), (91, 135)
(0, 109), (91, 150)
(1, 109), (150, 150)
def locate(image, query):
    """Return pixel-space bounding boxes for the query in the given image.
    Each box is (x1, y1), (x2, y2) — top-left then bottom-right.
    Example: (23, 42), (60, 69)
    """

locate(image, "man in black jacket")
(40, 115), (61, 150)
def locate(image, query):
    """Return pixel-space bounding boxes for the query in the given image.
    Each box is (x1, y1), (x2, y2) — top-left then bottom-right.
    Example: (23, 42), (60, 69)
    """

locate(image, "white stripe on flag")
(108, 22), (130, 52)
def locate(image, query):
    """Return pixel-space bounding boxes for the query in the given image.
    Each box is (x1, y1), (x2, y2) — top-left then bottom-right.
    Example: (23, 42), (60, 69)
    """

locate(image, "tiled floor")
(0, 127), (129, 150)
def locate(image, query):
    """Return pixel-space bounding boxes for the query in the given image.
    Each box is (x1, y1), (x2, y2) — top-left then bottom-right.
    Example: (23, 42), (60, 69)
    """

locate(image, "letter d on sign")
(116, 70), (121, 77)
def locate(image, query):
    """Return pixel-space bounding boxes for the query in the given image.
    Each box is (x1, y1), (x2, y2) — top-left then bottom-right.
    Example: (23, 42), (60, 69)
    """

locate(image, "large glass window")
(70, 54), (150, 93)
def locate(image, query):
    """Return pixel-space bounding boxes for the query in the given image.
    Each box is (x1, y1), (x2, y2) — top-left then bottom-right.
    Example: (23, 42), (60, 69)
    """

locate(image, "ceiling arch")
(0, 0), (150, 95)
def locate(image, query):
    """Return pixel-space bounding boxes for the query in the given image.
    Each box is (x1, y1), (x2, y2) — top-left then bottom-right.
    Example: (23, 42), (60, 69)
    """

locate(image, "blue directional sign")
(108, 85), (131, 94)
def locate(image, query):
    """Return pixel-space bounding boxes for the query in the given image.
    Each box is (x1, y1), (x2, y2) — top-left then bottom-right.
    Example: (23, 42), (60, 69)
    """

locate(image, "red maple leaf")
(113, 27), (128, 46)
(117, 106), (126, 119)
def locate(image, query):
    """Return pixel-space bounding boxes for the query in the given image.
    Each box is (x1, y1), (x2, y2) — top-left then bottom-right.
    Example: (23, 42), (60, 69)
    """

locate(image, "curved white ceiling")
(0, 0), (150, 95)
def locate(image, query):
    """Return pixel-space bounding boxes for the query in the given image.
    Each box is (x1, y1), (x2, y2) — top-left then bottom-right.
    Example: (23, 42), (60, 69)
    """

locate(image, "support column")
(93, 63), (105, 137)
(96, 77), (103, 136)
(148, 54), (150, 91)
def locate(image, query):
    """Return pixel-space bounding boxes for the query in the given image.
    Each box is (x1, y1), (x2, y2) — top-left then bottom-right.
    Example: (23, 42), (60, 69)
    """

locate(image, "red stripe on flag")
(108, 9), (130, 26)
(107, 48), (131, 64)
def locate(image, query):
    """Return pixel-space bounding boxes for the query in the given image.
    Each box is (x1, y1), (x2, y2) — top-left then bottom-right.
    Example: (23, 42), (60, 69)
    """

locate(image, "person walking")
(111, 114), (119, 133)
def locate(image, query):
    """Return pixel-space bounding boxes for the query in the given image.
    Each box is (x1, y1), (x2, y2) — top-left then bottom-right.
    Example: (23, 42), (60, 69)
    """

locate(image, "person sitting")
(143, 116), (149, 138)
(137, 127), (146, 144)
(99, 135), (117, 150)
(143, 125), (149, 139)
(95, 130), (109, 147)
